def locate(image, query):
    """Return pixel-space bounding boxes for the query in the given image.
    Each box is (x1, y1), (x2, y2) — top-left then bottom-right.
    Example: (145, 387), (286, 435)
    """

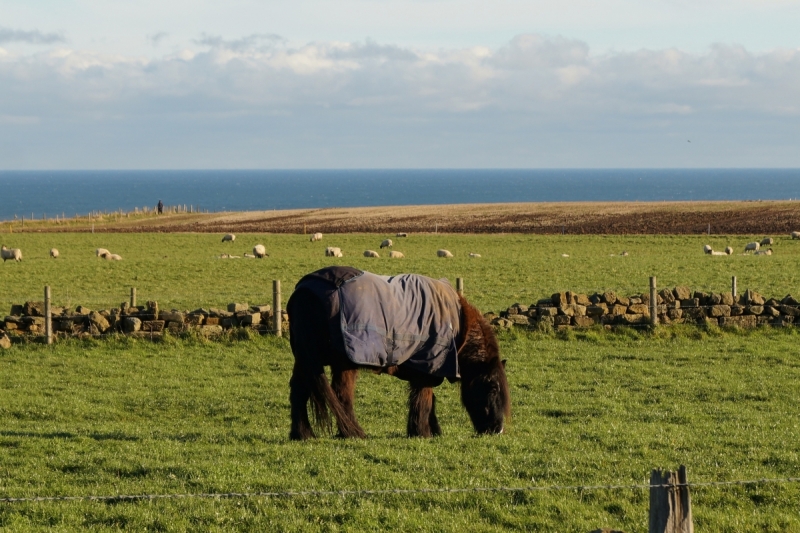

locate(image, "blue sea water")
(1, 169), (799, 221)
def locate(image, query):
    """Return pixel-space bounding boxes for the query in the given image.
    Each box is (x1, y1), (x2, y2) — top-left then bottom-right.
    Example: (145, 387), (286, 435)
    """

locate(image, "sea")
(1, 169), (799, 221)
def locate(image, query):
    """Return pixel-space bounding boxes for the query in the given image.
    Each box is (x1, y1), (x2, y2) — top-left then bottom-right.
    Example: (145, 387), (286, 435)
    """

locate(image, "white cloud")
(0, 27), (65, 45)
(1, 34), (799, 168)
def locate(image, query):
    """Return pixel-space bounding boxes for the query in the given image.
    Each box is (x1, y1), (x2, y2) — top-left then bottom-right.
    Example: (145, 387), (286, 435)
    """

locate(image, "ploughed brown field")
(23, 201), (800, 234)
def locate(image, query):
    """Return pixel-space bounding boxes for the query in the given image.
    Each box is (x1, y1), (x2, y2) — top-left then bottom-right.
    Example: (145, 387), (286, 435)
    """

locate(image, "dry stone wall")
(1, 300), (288, 344)
(488, 287), (800, 330)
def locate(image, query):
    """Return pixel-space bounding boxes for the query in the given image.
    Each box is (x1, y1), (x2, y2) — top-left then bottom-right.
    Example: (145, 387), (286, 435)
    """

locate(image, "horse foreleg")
(407, 385), (436, 437)
(289, 364), (316, 440)
(331, 367), (366, 438)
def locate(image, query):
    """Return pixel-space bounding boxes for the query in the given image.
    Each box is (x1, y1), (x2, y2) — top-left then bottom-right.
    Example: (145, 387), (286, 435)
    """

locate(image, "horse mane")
(457, 295), (511, 418)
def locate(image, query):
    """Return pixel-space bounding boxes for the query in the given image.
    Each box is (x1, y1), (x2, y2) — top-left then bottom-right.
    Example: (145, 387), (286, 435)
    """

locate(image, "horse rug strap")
(338, 271), (462, 379)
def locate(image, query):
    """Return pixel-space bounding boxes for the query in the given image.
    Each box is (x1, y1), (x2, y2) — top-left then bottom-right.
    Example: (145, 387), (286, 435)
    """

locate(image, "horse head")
(458, 298), (511, 434)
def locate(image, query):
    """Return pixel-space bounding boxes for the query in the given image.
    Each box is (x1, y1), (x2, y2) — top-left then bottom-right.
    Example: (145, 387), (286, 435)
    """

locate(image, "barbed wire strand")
(2, 477), (799, 504)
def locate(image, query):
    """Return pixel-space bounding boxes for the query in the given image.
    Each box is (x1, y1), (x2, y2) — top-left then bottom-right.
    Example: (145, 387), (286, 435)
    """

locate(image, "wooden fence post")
(649, 465), (693, 533)
(273, 280), (282, 337)
(650, 276), (658, 326)
(456, 277), (464, 296)
(130, 287), (137, 308)
(731, 276), (737, 298)
(44, 286), (53, 345)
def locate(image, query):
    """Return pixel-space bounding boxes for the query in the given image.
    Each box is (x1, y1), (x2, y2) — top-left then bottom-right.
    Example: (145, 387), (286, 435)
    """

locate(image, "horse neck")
(456, 296), (501, 369)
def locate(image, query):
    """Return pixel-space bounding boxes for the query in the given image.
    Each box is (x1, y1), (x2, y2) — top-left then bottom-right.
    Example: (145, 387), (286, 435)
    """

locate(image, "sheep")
(363, 250), (380, 258)
(380, 239), (393, 249)
(218, 253), (241, 259)
(50, 248), (59, 259)
(561, 253), (570, 258)
(744, 242), (760, 253)
(310, 232), (323, 242)
(1, 245), (22, 262)
(325, 246), (343, 258)
(469, 252), (482, 258)
(96, 248), (110, 257)
(620, 251), (629, 257)
(755, 248), (773, 256)
(760, 237), (774, 246)
(221, 233), (236, 243)
(710, 250), (728, 256)
(703, 244), (712, 254)
(100, 252), (122, 260)
(792, 231), (800, 240)
(437, 249), (454, 258)
(396, 233), (408, 238)
(389, 251), (405, 258)
(725, 246), (734, 255)
(253, 244), (268, 258)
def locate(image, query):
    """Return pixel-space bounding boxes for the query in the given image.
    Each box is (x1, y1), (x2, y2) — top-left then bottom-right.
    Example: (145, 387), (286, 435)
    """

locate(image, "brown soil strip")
(11, 201), (800, 234)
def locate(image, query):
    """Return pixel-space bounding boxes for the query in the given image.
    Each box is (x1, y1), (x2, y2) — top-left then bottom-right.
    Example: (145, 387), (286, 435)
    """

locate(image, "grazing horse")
(287, 266), (510, 440)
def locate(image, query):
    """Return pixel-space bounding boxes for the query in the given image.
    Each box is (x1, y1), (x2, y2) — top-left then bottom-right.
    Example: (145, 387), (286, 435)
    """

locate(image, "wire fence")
(3, 477), (799, 504)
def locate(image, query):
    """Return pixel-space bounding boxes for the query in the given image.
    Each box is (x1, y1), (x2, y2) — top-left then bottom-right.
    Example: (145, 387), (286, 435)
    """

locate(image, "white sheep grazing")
(325, 246), (343, 258)
(1, 245), (22, 262)
(50, 248), (59, 259)
(364, 250), (380, 258)
(755, 248), (773, 255)
(380, 239), (393, 249)
(389, 251), (405, 258)
(221, 233), (236, 243)
(469, 252), (482, 258)
(102, 253), (122, 260)
(310, 232), (323, 242)
(396, 232), (408, 238)
(253, 244), (268, 258)
(96, 248), (110, 258)
(437, 249), (454, 258)
(760, 237), (773, 246)
(744, 242), (760, 253)
(725, 246), (734, 255)
(792, 231), (800, 240)
(703, 244), (712, 254)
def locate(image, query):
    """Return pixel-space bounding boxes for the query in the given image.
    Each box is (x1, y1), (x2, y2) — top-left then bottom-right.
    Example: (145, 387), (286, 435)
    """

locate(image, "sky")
(1, 0), (799, 169)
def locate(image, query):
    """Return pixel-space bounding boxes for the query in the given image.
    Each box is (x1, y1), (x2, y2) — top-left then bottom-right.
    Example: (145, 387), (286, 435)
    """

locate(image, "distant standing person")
(157, 200), (163, 214)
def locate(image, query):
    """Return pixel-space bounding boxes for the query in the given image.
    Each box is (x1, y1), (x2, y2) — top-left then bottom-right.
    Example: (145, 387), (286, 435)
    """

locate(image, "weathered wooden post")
(456, 277), (464, 296)
(273, 280), (282, 337)
(44, 286), (53, 345)
(731, 276), (737, 299)
(130, 287), (137, 308)
(650, 276), (658, 326)
(649, 465), (693, 533)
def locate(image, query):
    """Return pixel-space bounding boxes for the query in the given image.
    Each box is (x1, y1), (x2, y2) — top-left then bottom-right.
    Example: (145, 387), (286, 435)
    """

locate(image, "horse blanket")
(294, 266), (462, 379)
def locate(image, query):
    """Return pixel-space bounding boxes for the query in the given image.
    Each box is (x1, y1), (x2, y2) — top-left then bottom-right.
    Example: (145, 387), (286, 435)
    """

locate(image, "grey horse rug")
(294, 266), (463, 379)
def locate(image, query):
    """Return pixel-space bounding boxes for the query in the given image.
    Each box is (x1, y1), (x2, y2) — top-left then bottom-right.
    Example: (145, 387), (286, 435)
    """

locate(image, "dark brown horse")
(287, 267), (510, 440)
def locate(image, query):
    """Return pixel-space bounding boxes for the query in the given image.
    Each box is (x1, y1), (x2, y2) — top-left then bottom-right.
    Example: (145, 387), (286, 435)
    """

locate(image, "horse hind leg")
(331, 367), (366, 438)
(289, 364), (317, 440)
(407, 385), (437, 438)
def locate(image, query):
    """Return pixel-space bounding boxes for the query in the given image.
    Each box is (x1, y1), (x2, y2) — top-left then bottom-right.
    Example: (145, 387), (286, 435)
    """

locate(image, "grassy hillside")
(1, 329), (799, 531)
(1, 233), (799, 315)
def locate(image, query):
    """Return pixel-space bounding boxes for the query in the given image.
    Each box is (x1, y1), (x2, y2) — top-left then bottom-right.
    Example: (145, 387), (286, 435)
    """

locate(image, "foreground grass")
(1, 233), (800, 314)
(1, 328), (799, 531)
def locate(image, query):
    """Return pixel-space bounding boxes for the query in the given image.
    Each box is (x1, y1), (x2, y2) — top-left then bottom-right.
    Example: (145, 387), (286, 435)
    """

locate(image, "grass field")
(2, 232), (800, 314)
(2, 232), (800, 531)
(1, 329), (800, 531)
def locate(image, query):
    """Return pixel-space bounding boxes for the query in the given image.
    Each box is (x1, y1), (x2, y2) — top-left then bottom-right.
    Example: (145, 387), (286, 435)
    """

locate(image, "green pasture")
(1, 232), (799, 314)
(1, 329), (800, 531)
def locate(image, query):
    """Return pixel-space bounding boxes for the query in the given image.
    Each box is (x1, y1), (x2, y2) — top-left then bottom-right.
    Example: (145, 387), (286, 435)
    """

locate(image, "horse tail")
(288, 287), (362, 437)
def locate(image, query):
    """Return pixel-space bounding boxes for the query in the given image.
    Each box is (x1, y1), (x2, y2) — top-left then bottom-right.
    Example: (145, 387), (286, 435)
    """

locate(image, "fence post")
(273, 280), (282, 337)
(650, 276), (658, 326)
(456, 277), (464, 296)
(44, 286), (53, 345)
(731, 276), (737, 299)
(130, 287), (137, 308)
(649, 465), (693, 533)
